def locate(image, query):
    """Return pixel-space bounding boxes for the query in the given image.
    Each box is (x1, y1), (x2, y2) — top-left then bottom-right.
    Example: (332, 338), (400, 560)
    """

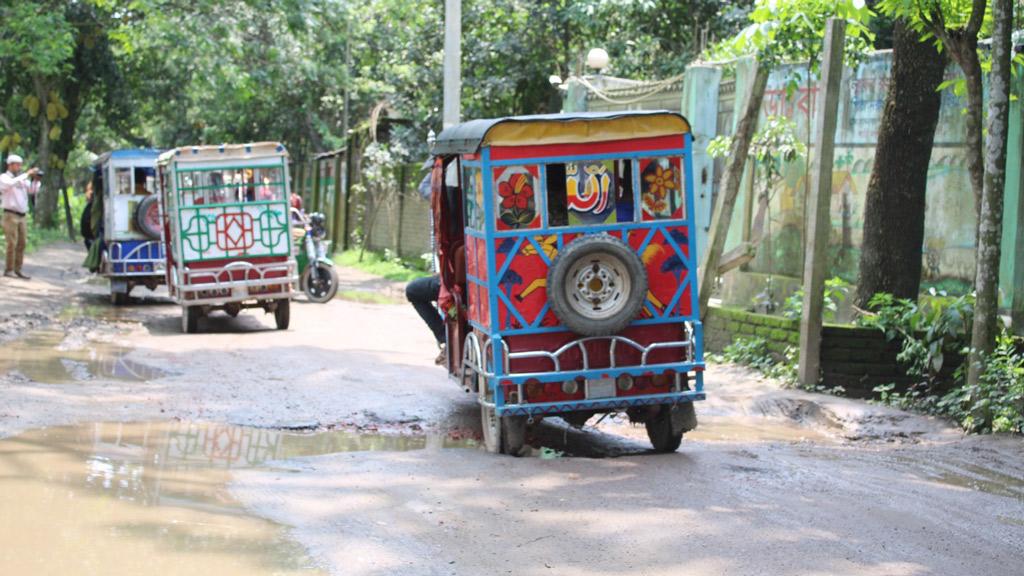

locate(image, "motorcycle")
(292, 209), (339, 303)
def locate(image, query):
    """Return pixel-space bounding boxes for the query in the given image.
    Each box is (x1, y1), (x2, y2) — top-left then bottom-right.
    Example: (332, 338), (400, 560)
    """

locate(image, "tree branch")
(964, 0), (987, 38)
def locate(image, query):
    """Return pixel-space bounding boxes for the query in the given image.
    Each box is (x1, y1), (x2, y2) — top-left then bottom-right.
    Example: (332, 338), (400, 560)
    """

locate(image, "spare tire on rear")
(546, 234), (647, 337)
(135, 195), (162, 240)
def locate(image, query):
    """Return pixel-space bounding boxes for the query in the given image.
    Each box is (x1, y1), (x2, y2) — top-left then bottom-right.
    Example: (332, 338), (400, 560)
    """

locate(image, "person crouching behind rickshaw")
(406, 245), (464, 365)
(1, 154), (41, 279)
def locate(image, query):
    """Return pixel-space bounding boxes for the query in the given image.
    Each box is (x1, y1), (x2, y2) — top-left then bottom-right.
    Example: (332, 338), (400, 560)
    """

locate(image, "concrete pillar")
(443, 0), (461, 128)
(681, 64), (723, 265)
(798, 19), (846, 388)
(1000, 62), (1024, 334)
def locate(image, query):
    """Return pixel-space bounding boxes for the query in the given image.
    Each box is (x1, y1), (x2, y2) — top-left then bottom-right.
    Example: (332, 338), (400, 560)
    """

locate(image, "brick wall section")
(704, 307), (800, 356)
(704, 305), (962, 399)
(819, 326), (916, 397)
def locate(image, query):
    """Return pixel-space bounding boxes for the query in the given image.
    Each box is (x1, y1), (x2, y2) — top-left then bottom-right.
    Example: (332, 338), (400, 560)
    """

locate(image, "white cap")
(5, 154), (23, 165)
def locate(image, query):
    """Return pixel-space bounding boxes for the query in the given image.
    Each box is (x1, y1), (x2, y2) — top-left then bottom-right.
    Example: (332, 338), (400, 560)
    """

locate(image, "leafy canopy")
(710, 0), (876, 73)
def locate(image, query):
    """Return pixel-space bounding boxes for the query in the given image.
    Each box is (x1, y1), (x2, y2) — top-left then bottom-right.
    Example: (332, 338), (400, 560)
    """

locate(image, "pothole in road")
(0, 329), (165, 383)
(0, 421), (476, 574)
(686, 415), (835, 443)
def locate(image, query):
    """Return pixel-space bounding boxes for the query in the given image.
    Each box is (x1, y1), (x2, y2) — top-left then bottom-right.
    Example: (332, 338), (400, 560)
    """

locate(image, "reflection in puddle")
(892, 456), (1024, 500)
(0, 330), (165, 383)
(0, 421), (474, 574)
(59, 303), (133, 323)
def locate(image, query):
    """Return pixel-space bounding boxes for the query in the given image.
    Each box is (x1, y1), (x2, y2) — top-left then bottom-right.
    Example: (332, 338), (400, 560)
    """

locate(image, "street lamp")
(586, 48), (609, 72)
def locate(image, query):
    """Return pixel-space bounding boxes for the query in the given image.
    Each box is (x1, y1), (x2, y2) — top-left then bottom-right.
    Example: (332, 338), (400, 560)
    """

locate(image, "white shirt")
(0, 171), (40, 214)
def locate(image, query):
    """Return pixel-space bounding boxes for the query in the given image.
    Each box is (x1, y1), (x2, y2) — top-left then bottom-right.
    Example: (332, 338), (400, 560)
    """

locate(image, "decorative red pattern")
(215, 212), (255, 251)
(490, 135), (684, 161)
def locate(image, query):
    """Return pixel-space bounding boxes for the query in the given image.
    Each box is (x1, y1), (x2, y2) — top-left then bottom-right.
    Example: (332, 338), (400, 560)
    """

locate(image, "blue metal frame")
(105, 239), (166, 278)
(470, 134), (706, 417)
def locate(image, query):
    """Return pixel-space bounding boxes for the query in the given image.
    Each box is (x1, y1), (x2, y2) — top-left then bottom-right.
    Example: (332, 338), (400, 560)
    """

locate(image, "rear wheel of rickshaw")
(111, 290), (128, 306)
(645, 405), (687, 453)
(480, 402), (501, 454)
(274, 299), (290, 330)
(502, 416), (528, 456)
(480, 400), (530, 456)
(182, 306), (200, 334)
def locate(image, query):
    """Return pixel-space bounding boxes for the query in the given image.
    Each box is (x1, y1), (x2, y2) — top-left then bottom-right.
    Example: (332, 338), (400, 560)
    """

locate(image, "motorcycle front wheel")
(301, 263), (339, 303)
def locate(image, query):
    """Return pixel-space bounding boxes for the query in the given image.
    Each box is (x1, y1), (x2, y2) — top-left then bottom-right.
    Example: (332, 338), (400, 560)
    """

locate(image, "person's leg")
(14, 216), (27, 276)
(405, 274), (445, 344)
(3, 213), (16, 275)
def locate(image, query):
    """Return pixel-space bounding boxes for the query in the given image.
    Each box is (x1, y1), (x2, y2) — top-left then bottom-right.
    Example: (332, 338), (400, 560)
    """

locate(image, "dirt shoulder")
(0, 241), (89, 343)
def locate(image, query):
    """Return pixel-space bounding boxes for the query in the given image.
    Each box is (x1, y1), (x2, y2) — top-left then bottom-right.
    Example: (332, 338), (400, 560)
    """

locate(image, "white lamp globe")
(586, 48), (609, 71)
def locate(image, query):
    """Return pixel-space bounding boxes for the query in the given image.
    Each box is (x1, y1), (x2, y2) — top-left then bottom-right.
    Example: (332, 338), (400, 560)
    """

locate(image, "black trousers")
(406, 275), (445, 345)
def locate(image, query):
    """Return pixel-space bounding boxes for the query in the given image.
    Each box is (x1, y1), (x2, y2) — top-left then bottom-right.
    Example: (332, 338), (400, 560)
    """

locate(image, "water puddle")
(0, 329), (164, 383)
(687, 415), (833, 443)
(0, 421), (474, 574)
(58, 303), (134, 323)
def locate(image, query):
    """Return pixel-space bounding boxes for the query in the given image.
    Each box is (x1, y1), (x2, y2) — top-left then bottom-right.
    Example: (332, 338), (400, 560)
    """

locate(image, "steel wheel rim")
(308, 267), (329, 298)
(564, 253), (631, 320)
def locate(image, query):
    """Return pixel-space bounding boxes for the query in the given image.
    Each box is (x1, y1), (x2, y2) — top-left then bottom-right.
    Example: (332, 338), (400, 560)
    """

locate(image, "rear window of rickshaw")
(462, 167), (484, 230)
(113, 167), (158, 195)
(639, 157), (685, 221)
(177, 167), (285, 205)
(544, 159), (635, 227)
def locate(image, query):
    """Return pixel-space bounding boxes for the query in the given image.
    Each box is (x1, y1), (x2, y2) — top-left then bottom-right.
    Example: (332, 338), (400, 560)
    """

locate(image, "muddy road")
(1, 243), (1021, 576)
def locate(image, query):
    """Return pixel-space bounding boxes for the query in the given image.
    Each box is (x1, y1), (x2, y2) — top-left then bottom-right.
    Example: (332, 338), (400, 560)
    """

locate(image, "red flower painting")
(497, 170), (538, 229)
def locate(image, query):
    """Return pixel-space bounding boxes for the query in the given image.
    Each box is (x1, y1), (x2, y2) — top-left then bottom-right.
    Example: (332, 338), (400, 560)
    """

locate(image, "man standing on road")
(1, 154), (41, 279)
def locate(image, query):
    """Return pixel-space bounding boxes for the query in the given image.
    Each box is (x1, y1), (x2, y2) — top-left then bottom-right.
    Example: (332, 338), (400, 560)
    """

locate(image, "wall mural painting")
(494, 165), (540, 230)
(567, 160), (616, 226)
(640, 157), (685, 221)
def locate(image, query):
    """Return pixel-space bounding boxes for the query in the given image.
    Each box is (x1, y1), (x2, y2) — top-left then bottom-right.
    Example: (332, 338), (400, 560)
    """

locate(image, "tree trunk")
(33, 77), (56, 228)
(959, 51), (985, 220)
(855, 21), (946, 307)
(966, 0), (1013, 387)
(928, 2), (985, 220)
(698, 63), (770, 319)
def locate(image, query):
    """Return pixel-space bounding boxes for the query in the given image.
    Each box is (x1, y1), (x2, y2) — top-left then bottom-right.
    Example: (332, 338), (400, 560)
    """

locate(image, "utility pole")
(443, 0), (461, 128)
(798, 18), (846, 388)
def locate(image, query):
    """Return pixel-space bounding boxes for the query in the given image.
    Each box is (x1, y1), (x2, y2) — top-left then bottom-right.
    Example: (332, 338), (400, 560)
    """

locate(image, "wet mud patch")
(0, 421), (477, 574)
(890, 454), (1024, 500)
(0, 329), (166, 383)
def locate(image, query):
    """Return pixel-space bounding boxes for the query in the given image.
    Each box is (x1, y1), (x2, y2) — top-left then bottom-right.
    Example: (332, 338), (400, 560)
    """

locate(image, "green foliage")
(0, 3), (76, 77)
(717, 336), (776, 371)
(938, 332), (1024, 433)
(710, 0), (875, 77)
(333, 248), (431, 283)
(877, 0), (992, 48)
(708, 115), (807, 171)
(873, 331), (1023, 433)
(783, 277), (851, 321)
(862, 290), (1022, 434)
(711, 336), (799, 386)
(859, 290), (973, 382)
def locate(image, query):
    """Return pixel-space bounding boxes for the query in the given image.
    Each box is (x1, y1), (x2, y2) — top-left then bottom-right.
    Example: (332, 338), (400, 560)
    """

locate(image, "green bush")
(783, 276), (850, 321)
(712, 336), (798, 387)
(858, 291), (973, 384)
(864, 290), (1023, 434)
(938, 333), (1024, 433)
